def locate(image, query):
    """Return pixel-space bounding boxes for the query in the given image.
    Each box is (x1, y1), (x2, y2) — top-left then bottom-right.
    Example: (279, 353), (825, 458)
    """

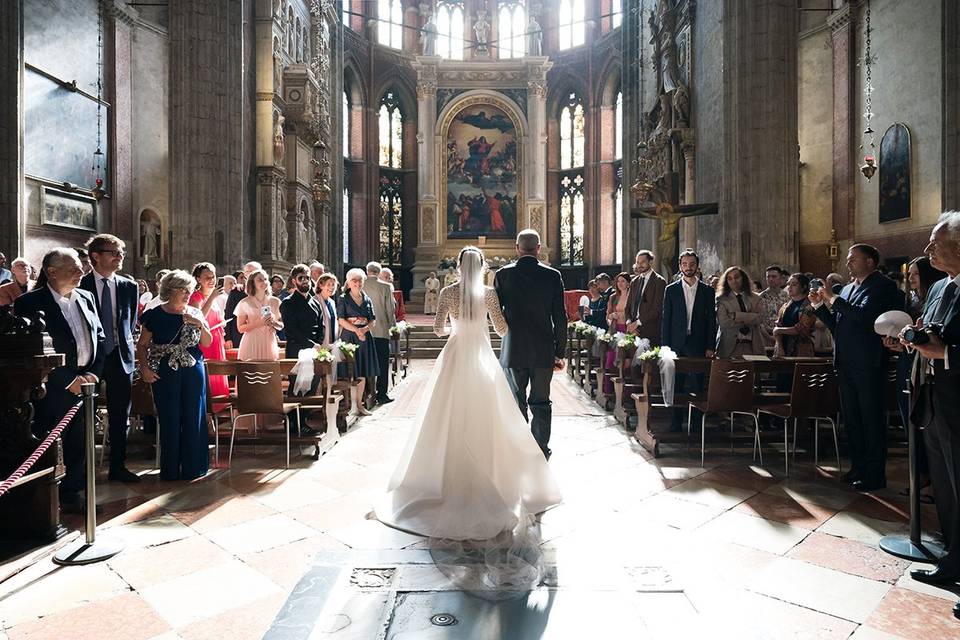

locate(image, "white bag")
(291, 347), (318, 396)
(657, 346), (678, 406)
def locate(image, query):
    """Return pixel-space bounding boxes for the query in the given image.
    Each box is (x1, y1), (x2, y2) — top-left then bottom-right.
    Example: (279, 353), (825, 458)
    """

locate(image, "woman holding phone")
(189, 262), (230, 400)
(235, 268), (282, 361)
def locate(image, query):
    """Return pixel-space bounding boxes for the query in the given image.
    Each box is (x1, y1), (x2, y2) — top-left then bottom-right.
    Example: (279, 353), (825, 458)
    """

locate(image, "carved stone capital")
(416, 81), (437, 99)
(827, 4), (853, 34)
(527, 80), (547, 98)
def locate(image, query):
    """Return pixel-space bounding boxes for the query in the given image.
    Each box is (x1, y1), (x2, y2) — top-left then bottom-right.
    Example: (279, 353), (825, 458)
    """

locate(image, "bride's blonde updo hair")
(457, 246), (486, 321)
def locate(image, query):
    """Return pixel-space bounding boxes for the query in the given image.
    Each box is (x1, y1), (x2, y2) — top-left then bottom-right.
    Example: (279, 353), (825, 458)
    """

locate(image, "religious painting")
(445, 103), (519, 239)
(879, 123), (911, 223)
(41, 186), (97, 231)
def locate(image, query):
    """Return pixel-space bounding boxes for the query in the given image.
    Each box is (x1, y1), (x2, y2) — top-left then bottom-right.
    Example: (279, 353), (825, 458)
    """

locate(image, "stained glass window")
(343, 184), (350, 262)
(558, 0), (585, 50)
(498, 2), (525, 59)
(614, 164), (623, 264)
(378, 92), (402, 168)
(378, 0), (403, 49)
(378, 172), (403, 266)
(342, 0), (349, 26)
(437, 1), (464, 60)
(612, 0), (622, 29)
(559, 173), (585, 266)
(560, 93), (584, 170)
(342, 91), (349, 158)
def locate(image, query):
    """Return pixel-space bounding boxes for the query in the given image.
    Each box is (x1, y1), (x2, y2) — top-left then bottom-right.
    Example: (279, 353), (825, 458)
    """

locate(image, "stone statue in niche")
(140, 217), (160, 265)
(273, 38), (283, 93)
(273, 0), (282, 20)
(422, 11), (437, 56)
(672, 83), (689, 128)
(473, 10), (490, 55)
(527, 14), (542, 56)
(273, 113), (286, 164)
(276, 209), (288, 258)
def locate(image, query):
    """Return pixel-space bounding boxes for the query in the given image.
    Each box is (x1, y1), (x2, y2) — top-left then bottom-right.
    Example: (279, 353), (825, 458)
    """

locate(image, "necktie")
(933, 282), (958, 325)
(736, 293), (750, 335)
(100, 278), (116, 354)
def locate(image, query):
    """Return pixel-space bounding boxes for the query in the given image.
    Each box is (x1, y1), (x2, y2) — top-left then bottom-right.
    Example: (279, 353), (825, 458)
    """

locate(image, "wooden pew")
(610, 342), (640, 427)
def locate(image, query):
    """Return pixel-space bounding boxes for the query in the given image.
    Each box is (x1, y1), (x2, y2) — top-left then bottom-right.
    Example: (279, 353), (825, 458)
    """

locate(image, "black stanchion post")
(53, 383), (123, 565)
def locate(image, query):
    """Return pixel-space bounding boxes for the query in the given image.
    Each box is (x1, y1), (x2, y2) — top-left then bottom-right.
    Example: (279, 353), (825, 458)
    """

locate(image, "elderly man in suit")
(625, 249), (667, 346)
(811, 243), (901, 491)
(0, 257), (32, 306)
(80, 234), (141, 483)
(15, 247), (105, 513)
(661, 249), (717, 431)
(899, 213), (960, 605)
(362, 261), (397, 404)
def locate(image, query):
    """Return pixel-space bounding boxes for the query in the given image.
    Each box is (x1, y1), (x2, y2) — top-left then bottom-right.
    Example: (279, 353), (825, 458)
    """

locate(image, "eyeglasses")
(97, 249), (125, 257)
(295, 275), (311, 282)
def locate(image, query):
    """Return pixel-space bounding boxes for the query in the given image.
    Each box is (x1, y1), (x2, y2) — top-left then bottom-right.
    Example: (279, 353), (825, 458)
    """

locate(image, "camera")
(809, 278), (823, 292)
(903, 323), (943, 345)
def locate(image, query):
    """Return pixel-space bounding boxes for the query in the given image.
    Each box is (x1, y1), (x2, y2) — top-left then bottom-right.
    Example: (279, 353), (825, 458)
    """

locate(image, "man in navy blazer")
(812, 243), (901, 491)
(80, 234), (141, 483)
(15, 248), (105, 512)
(661, 249), (716, 431)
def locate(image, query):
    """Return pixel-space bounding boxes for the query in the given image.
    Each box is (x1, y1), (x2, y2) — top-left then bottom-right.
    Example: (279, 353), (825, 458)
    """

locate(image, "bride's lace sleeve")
(485, 287), (508, 337)
(434, 286), (453, 337)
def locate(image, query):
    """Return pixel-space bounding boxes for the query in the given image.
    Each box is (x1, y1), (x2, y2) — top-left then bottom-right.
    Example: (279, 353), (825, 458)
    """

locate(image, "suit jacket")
(224, 288), (245, 347)
(715, 291), (765, 357)
(15, 285), (106, 391)
(494, 255), (567, 369)
(625, 271), (667, 344)
(362, 277), (396, 339)
(911, 276), (960, 427)
(661, 279), (717, 357)
(80, 271), (139, 374)
(813, 270), (901, 369)
(279, 291), (323, 358)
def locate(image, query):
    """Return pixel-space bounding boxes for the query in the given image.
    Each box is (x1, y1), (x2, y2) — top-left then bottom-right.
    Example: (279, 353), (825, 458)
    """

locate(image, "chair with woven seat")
(686, 360), (760, 467)
(757, 362), (840, 477)
(230, 362), (301, 468)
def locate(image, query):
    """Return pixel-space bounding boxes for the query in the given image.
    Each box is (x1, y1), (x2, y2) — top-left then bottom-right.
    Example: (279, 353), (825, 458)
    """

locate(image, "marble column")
(828, 3), (855, 241)
(411, 61), (438, 300)
(0, 0), (23, 256)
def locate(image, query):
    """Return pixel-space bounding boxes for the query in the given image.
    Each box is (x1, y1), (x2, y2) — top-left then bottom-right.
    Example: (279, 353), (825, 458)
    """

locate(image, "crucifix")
(631, 200), (718, 276)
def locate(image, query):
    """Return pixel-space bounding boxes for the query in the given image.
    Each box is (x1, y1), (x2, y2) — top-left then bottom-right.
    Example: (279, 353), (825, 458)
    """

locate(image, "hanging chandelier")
(859, 0), (877, 180)
(91, 0), (106, 200)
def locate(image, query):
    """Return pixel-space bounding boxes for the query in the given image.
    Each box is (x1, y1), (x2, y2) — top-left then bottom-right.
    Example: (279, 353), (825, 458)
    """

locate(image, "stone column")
(0, 0), (23, 256)
(109, 1), (138, 245)
(411, 58), (438, 301)
(680, 131), (696, 250)
(526, 57), (550, 253)
(720, 0), (799, 277)
(828, 3), (855, 240)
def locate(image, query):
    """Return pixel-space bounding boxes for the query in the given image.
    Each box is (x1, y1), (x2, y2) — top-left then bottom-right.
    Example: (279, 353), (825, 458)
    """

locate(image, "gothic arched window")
(378, 173), (403, 266)
(341, 0), (350, 28)
(378, 91), (403, 169)
(615, 90), (622, 160)
(378, 0), (403, 49)
(342, 91), (350, 158)
(343, 183), (351, 262)
(498, 1), (525, 59)
(612, 0), (622, 29)
(558, 93), (586, 266)
(558, 0), (585, 50)
(614, 90), (623, 263)
(436, 1), (464, 60)
(559, 93), (585, 170)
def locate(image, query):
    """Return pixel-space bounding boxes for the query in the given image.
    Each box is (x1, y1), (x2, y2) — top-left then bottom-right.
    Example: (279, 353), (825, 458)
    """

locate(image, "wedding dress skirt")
(376, 316), (562, 541)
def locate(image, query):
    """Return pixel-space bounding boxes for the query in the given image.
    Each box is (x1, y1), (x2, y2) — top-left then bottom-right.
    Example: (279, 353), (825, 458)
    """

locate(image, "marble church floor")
(1, 361), (958, 639)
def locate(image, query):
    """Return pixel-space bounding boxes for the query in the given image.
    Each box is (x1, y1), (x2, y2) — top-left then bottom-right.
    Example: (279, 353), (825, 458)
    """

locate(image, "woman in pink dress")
(235, 269), (282, 361)
(189, 262), (230, 401)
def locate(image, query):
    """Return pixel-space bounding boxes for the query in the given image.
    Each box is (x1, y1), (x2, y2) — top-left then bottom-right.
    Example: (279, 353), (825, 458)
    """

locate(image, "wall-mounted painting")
(41, 186), (97, 231)
(444, 102), (519, 239)
(879, 122), (911, 223)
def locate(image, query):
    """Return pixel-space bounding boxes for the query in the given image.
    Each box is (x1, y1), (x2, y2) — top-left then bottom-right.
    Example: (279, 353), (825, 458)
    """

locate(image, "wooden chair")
(757, 362), (841, 476)
(230, 362), (302, 468)
(686, 360), (760, 467)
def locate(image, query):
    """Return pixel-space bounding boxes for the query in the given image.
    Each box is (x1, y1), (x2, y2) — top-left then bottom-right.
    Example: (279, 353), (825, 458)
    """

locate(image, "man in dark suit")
(625, 249), (668, 346)
(495, 229), (567, 459)
(899, 215), (960, 604)
(811, 243), (901, 491)
(661, 249), (716, 431)
(593, 272), (612, 331)
(279, 264), (323, 434)
(80, 234), (140, 483)
(15, 248), (105, 513)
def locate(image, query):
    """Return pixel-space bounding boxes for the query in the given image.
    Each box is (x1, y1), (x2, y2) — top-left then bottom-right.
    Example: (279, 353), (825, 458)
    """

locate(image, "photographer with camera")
(900, 213), (960, 607)
(810, 243), (901, 492)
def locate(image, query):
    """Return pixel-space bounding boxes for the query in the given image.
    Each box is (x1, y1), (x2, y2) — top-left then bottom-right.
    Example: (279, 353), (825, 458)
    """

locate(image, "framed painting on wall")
(879, 123), (911, 223)
(40, 186), (97, 231)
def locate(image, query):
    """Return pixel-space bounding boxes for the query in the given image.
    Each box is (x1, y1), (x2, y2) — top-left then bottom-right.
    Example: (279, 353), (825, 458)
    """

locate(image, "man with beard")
(625, 250), (668, 346)
(279, 263), (322, 434)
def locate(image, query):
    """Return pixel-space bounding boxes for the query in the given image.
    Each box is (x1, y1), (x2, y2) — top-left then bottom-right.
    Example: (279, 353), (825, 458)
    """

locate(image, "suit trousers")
(103, 349), (133, 470)
(916, 380), (960, 572)
(838, 366), (887, 481)
(374, 337), (391, 399)
(505, 367), (553, 456)
(35, 387), (85, 498)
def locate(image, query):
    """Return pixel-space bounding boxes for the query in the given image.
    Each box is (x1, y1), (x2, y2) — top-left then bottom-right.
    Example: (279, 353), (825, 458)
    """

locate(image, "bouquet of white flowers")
(389, 320), (411, 336)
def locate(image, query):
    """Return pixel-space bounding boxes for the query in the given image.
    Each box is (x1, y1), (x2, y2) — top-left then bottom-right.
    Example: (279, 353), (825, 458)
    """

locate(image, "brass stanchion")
(54, 383), (123, 565)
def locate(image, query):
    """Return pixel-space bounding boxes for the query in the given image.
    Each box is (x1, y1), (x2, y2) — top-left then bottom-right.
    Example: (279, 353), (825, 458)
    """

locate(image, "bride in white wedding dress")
(375, 246), (562, 542)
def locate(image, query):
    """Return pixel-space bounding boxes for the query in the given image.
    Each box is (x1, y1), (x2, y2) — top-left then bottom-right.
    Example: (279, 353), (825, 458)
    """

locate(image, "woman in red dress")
(189, 262), (230, 404)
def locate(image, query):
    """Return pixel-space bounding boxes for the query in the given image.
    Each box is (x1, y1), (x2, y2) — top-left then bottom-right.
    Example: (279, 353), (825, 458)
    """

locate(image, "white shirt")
(94, 271), (118, 344)
(48, 285), (94, 369)
(681, 278), (699, 333)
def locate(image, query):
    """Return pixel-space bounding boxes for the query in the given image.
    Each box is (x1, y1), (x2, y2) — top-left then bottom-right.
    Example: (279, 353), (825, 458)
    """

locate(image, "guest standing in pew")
(136, 270), (211, 481)
(279, 264), (322, 435)
(811, 243), (901, 491)
(772, 273), (817, 358)
(714, 266), (765, 359)
(189, 262), (230, 405)
(362, 262), (396, 405)
(15, 248), (105, 513)
(235, 269), (282, 362)
(602, 273), (631, 394)
(338, 268), (379, 416)
(80, 234), (141, 483)
(661, 249), (716, 432)
(625, 249), (667, 347)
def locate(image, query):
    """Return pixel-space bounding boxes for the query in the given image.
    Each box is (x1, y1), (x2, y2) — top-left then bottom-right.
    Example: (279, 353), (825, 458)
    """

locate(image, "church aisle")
(0, 361), (956, 639)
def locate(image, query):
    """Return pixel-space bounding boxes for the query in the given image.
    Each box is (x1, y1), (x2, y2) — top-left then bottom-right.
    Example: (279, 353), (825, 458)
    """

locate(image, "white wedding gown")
(375, 283), (562, 541)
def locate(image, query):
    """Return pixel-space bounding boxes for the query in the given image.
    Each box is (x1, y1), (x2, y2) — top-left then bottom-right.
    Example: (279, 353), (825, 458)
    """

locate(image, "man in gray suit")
(363, 261), (397, 404)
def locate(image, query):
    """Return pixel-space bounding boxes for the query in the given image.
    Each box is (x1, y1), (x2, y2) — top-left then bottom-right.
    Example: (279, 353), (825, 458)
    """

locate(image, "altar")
(409, 56), (552, 300)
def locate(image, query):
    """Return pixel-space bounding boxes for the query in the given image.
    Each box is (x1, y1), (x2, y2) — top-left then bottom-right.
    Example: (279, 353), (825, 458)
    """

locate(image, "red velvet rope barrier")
(0, 400), (83, 499)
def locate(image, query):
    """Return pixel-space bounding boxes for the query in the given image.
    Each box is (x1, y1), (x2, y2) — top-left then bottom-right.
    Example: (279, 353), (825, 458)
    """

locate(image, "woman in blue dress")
(136, 270), (213, 480)
(337, 268), (379, 416)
